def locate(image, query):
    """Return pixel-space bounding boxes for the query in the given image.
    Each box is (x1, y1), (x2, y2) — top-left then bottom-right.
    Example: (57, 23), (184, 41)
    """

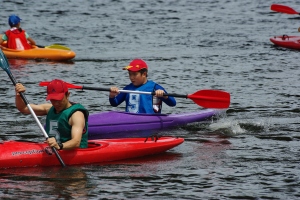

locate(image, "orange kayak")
(0, 39), (75, 61)
(1, 45), (76, 61)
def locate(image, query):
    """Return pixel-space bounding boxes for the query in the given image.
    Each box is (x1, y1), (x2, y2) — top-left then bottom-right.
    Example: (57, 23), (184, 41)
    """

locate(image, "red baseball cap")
(46, 79), (68, 101)
(123, 59), (148, 72)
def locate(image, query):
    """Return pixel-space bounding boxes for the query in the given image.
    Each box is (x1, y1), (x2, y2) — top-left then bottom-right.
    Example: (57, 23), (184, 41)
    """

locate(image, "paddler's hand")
(47, 137), (60, 150)
(155, 89), (168, 99)
(109, 87), (119, 98)
(298, 27), (300, 32)
(15, 83), (26, 95)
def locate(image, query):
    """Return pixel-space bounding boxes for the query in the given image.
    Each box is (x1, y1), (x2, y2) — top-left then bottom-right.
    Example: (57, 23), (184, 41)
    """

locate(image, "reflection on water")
(0, 167), (90, 199)
(0, 152), (185, 199)
(8, 59), (75, 69)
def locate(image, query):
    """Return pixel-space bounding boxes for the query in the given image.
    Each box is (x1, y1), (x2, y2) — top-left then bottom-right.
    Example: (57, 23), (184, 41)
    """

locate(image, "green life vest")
(45, 103), (89, 148)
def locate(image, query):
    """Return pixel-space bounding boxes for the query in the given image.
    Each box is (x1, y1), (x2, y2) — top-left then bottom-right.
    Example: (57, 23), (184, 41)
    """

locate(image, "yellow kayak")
(0, 37), (75, 61)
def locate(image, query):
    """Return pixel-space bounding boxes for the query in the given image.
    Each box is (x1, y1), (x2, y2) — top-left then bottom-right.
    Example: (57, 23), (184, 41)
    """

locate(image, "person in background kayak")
(0, 14), (36, 50)
(109, 59), (176, 114)
(15, 79), (89, 150)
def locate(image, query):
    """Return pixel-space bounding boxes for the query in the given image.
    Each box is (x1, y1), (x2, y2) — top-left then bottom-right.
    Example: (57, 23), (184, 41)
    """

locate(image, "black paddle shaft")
(83, 86), (111, 92)
(161, 93), (188, 98)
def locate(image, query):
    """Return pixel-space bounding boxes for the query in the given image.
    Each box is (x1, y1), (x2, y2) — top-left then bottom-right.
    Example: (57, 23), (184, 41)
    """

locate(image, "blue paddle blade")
(0, 49), (10, 73)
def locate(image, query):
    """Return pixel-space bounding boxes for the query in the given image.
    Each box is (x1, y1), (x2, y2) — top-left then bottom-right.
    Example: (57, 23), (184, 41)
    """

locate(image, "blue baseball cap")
(8, 15), (21, 26)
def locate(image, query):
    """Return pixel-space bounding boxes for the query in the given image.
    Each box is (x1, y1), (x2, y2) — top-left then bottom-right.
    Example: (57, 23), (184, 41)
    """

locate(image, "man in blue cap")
(0, 14), (36, 50)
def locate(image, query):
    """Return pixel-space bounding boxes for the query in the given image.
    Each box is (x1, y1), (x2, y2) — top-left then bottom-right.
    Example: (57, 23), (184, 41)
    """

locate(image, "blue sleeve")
(154, 84), (176, 107)
(109, 86), (128, 107)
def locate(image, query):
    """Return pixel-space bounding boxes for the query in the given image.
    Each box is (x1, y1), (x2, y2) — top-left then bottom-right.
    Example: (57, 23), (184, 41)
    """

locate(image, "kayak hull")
(88, 109), (219, 139)
(0, 36), (75, 61)
(0, 137), (184, 169)
(270, 35), (300, 50)
(1, 46), (76, 61)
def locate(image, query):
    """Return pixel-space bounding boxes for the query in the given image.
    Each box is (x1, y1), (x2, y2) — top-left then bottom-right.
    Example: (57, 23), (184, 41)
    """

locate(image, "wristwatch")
(58, 143), (63, 150)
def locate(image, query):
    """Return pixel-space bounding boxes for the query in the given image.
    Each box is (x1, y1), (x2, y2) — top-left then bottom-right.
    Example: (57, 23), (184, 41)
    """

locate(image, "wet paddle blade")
(0, 49), (11, 73)
(187, 90), (230, 109)
(45, 44), (71, 50)
(271, 4), (300, 14)
(36, 44), (71, 50)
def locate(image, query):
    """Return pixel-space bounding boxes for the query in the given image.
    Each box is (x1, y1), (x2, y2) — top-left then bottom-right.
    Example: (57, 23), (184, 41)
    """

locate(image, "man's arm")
(15, 83), (51, 116)
(62, 111), (86, 149)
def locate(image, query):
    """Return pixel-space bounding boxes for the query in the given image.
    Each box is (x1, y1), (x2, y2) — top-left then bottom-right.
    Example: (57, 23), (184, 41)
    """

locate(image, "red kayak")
(0, 137), (183, 169)
(270, 35), (300, 50)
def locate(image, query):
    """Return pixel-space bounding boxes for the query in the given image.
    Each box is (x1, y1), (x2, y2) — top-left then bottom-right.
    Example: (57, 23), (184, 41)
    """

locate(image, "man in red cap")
(15, 79), (89, 150)
(109, 59), (176, 114)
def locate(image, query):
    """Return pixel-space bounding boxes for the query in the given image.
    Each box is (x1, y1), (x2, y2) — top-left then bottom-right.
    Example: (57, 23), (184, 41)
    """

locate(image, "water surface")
(1, 0), (300, 199)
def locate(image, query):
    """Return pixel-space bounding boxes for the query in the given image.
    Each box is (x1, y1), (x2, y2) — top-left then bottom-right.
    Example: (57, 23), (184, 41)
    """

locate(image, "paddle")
(39, 81), (230, 109)
(0, 49), (66, 167)
(36, 44), (71, 50)
(270, 4), (300, 15)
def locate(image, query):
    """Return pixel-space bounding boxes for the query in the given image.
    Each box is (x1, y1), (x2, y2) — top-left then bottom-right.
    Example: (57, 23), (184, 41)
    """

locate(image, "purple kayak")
(88, 109), (219, 139)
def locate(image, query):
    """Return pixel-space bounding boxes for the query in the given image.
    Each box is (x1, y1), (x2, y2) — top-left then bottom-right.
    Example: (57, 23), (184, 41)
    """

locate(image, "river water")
(0, 0), (300, 199)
